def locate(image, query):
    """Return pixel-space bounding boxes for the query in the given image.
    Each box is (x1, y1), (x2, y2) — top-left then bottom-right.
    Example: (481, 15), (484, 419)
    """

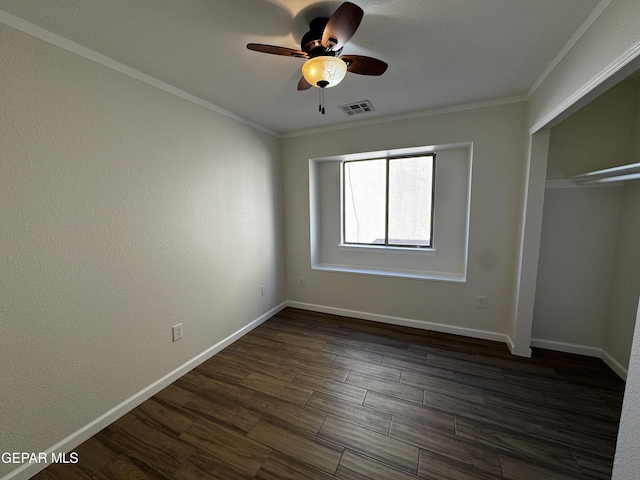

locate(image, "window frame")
(341, 153), (436, 249)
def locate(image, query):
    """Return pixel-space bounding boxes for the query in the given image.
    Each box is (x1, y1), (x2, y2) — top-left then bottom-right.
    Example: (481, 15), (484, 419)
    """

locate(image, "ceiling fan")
(247, 2), (388, 114)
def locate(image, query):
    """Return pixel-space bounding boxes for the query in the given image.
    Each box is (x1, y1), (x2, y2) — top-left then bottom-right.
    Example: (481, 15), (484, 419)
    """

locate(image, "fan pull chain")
(317, 80), (329, 115)
(318, 87), (325, 114)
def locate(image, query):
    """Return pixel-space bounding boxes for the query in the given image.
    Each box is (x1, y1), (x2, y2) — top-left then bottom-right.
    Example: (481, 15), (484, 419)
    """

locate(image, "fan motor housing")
(301, 17), (329, 54)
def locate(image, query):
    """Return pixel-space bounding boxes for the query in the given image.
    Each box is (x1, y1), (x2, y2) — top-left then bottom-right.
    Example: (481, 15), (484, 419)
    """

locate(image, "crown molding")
(526, 0), (613, 100)
(282, 95), (526, 139)
(530, 39), (640, 134)
(0, 9), (281, 138)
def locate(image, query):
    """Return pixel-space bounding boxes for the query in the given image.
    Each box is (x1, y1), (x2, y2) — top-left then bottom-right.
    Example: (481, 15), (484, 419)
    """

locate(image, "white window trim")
(312, 263), (465, 283)
(339, 244), (437, 256)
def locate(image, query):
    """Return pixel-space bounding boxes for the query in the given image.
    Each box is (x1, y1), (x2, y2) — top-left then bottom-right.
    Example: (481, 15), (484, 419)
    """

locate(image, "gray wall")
(283, 102), (526, 343)
(0, 24), (285, 478)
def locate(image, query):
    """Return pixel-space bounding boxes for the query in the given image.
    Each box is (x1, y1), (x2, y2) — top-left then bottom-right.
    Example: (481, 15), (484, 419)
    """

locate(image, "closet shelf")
(571, 162), (640, 184)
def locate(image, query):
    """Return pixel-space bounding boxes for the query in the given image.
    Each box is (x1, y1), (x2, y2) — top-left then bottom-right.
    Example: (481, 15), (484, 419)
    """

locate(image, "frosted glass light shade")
(302, 56), (347, 88)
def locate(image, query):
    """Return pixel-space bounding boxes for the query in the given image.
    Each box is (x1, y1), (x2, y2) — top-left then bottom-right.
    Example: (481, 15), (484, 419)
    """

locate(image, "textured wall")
(545, 78), (637, 179)
(533, 187), (621, 349)
(613, 299), (640, 478)
(0, 24), (284, 478)
(605, 183), (640, 368)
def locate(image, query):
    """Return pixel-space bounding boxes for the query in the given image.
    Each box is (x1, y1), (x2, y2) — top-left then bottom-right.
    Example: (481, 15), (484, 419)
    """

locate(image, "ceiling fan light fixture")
(302, 56), (347, 88)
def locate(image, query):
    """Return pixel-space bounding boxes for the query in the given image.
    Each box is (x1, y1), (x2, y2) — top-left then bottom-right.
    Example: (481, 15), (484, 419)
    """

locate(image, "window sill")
(339, 244), (436, 256)
(312, 263), (466, 283)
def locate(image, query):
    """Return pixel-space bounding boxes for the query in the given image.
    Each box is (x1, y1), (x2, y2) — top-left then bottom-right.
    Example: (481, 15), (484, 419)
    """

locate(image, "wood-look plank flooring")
(32, 308), (625, 479)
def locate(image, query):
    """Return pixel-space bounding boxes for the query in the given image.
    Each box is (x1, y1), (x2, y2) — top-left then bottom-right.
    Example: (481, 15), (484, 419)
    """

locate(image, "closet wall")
(532, 75), (640, 375)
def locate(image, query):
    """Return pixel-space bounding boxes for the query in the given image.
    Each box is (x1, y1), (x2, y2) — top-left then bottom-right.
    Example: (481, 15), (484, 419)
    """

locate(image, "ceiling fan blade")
(342, 55), (388, 75)
(247, 43), (308, 58)
(297, 76), (312, 91)
(322, 2), (364, 51)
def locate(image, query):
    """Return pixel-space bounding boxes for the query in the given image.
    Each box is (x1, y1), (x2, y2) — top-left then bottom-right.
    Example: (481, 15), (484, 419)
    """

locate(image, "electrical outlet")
(261, 285), (266, 296)
(172, 323), (183, 341)
(477, 296), (487, 309)
(299, 276), (305, 287)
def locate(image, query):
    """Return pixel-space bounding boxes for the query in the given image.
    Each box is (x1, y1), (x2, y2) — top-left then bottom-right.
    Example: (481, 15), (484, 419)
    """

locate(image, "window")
(310, 144), (470, 282)
(342, 155), (435, 248)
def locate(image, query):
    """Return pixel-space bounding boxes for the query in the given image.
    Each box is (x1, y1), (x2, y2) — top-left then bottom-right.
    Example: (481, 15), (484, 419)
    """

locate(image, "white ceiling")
(0, 0), (602, 135)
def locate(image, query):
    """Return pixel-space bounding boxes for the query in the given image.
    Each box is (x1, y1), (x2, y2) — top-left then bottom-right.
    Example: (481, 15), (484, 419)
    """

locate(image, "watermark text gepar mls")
(1, 452), (78, 464)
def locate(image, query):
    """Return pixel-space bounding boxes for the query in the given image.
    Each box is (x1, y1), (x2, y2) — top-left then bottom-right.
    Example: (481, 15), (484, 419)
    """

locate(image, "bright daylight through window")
(342, 155), (435, 248)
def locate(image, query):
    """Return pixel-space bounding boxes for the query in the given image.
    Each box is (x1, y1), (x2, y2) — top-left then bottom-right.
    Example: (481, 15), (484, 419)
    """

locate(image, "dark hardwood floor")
(33, 308), (625, 479)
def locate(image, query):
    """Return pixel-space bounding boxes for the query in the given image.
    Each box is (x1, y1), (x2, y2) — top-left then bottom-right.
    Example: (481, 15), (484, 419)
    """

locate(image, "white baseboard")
(530, 338), (603, 357)
(286, 301), (512, 348)
(295, 305), (629, 380)
(1, 302), (286, 480)
(287, 302), (628, 379)
(531, 337), (627, 380)
(601, 349), (628, 381)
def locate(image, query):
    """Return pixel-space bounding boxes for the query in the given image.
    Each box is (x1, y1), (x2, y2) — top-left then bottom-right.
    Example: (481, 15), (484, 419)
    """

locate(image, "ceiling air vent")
(339, 100), (375, 116)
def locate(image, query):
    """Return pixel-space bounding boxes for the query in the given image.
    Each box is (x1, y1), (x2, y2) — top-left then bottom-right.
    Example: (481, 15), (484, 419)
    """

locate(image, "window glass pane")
(388, 156), (433, 246)
(343, 159), (386, 244)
